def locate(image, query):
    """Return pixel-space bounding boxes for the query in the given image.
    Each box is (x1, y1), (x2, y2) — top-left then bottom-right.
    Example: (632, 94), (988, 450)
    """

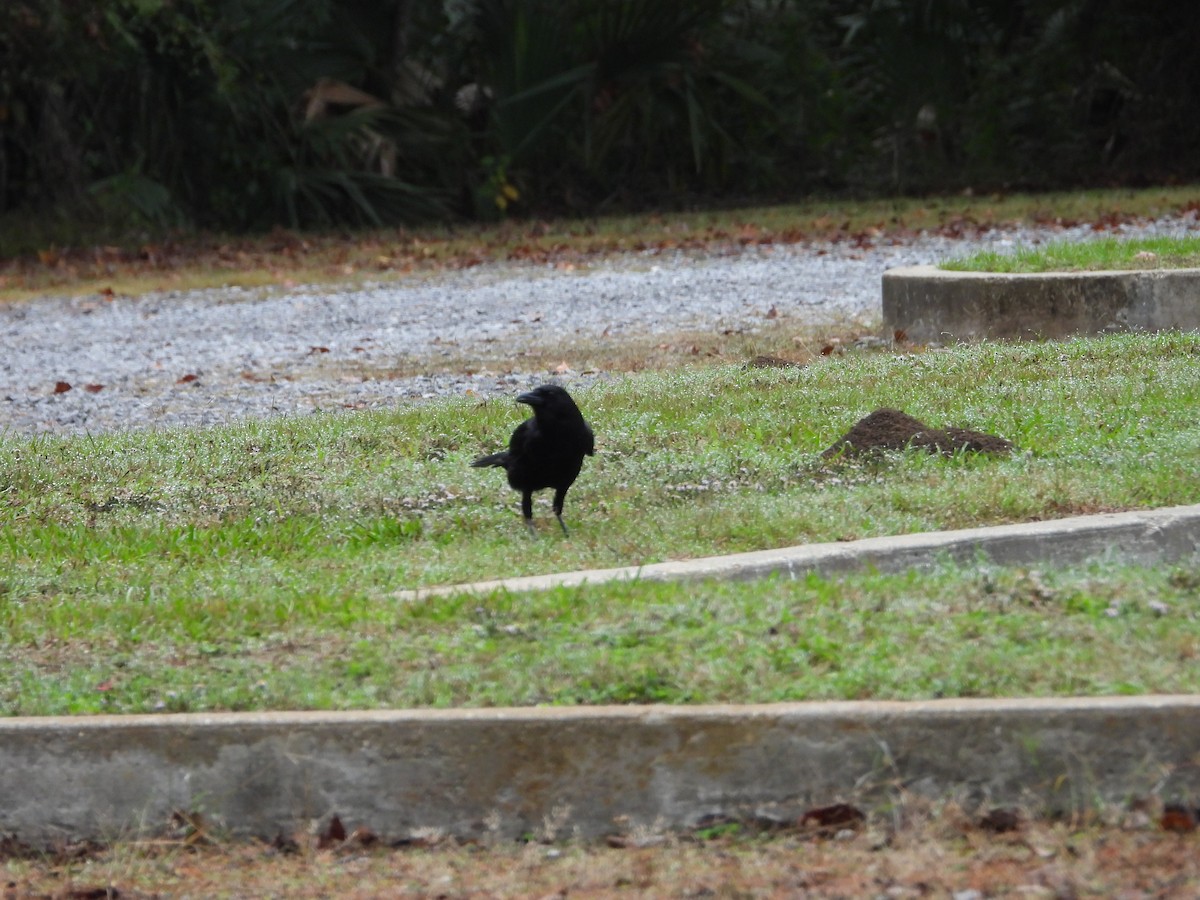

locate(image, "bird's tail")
(471, 451), (510, 468)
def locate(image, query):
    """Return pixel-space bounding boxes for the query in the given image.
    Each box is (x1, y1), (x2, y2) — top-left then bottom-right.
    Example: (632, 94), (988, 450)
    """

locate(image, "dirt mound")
(746, 354), (801, 369)
(823, 408), (1014, 459)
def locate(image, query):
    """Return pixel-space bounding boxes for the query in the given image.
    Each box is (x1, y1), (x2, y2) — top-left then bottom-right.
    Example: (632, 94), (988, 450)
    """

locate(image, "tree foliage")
(1, 0), (1198, 236)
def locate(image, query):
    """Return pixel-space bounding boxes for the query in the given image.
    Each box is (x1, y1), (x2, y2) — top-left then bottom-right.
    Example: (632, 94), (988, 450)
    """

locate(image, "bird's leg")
(522, 492), (537, 537)
(552, 488), (569, 537)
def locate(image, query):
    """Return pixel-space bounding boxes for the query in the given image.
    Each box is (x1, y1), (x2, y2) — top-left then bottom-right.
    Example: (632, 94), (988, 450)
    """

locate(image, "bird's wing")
(508, 418), (537, 455)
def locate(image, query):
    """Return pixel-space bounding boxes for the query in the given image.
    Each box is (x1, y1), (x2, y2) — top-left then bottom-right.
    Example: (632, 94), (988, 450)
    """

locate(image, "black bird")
(471, 384), (595, 535)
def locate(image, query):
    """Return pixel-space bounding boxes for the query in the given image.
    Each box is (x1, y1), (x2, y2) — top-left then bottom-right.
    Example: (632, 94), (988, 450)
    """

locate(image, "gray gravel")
(2, 212), (1197, 437)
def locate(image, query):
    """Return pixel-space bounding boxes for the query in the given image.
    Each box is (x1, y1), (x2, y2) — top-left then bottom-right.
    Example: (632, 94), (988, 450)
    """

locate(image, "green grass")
(942, 235), (1200, 273)
(3, 332), (1200, 714)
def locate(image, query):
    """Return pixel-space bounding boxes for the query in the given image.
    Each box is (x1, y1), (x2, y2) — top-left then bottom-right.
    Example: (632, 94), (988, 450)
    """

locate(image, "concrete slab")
(3, 697), (1199, 845)
(396, 504), (1200, 600)
(881, 265), (1200, 343)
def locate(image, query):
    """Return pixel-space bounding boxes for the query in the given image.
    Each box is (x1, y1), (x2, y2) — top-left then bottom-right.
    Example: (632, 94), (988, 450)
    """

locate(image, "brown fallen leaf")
(979, 807), (1022, 833)
(171, 809), (215, 847)
(54, 381), (72, 393)
(83, 383), (105, 393)
(1160, 804), (1198, 833)
(318, 814), (347, 849)
(176, 373), (198, 384)
(271, 832), (301, 855)
(800, 803), (865, 831)
(64, 886), (120, 899)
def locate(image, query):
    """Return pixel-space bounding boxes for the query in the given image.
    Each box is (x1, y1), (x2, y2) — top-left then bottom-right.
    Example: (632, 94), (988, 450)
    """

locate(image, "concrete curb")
(3, 697), (1200, 845)
(881, 264), (1200, 343)
(396, 503), (1200, 600)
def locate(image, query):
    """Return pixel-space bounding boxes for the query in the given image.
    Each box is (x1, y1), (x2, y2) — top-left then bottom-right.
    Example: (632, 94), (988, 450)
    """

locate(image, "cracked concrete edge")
(395, 503), (1200, 601)
(3, 696), (1200, 845)
(881, 264), (1200, 342)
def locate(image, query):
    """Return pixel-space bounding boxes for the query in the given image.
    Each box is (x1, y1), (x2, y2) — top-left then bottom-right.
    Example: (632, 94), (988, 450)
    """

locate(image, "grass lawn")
(3, 184), (1198, 301)
(6, 191), (1200, 891)
(3, 332), (1200, 715)
(942, 234), (1200, 273)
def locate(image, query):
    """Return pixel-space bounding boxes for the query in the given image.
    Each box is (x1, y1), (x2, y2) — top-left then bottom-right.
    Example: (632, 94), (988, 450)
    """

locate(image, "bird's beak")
(516, 391), (540, 407)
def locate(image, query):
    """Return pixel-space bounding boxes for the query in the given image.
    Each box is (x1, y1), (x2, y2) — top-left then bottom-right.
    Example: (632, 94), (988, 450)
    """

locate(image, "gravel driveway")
(2, 213), (1197, 437)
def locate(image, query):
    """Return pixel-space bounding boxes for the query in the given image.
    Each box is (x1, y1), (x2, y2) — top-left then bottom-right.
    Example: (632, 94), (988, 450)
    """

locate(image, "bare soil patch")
(4, 806), (1197, 898)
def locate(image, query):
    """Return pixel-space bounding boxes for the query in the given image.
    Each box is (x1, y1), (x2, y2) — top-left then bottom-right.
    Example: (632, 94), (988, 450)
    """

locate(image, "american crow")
(471, 384), (595, 535)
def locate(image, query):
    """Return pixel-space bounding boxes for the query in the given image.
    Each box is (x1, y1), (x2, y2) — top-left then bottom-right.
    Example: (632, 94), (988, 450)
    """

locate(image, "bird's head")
(517, 383), (594, 454)
(516, 384), (578, 414)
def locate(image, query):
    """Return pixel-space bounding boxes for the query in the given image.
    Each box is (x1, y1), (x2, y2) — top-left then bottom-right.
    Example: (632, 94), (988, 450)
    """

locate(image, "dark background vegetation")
(2, 0), (1199, 241)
